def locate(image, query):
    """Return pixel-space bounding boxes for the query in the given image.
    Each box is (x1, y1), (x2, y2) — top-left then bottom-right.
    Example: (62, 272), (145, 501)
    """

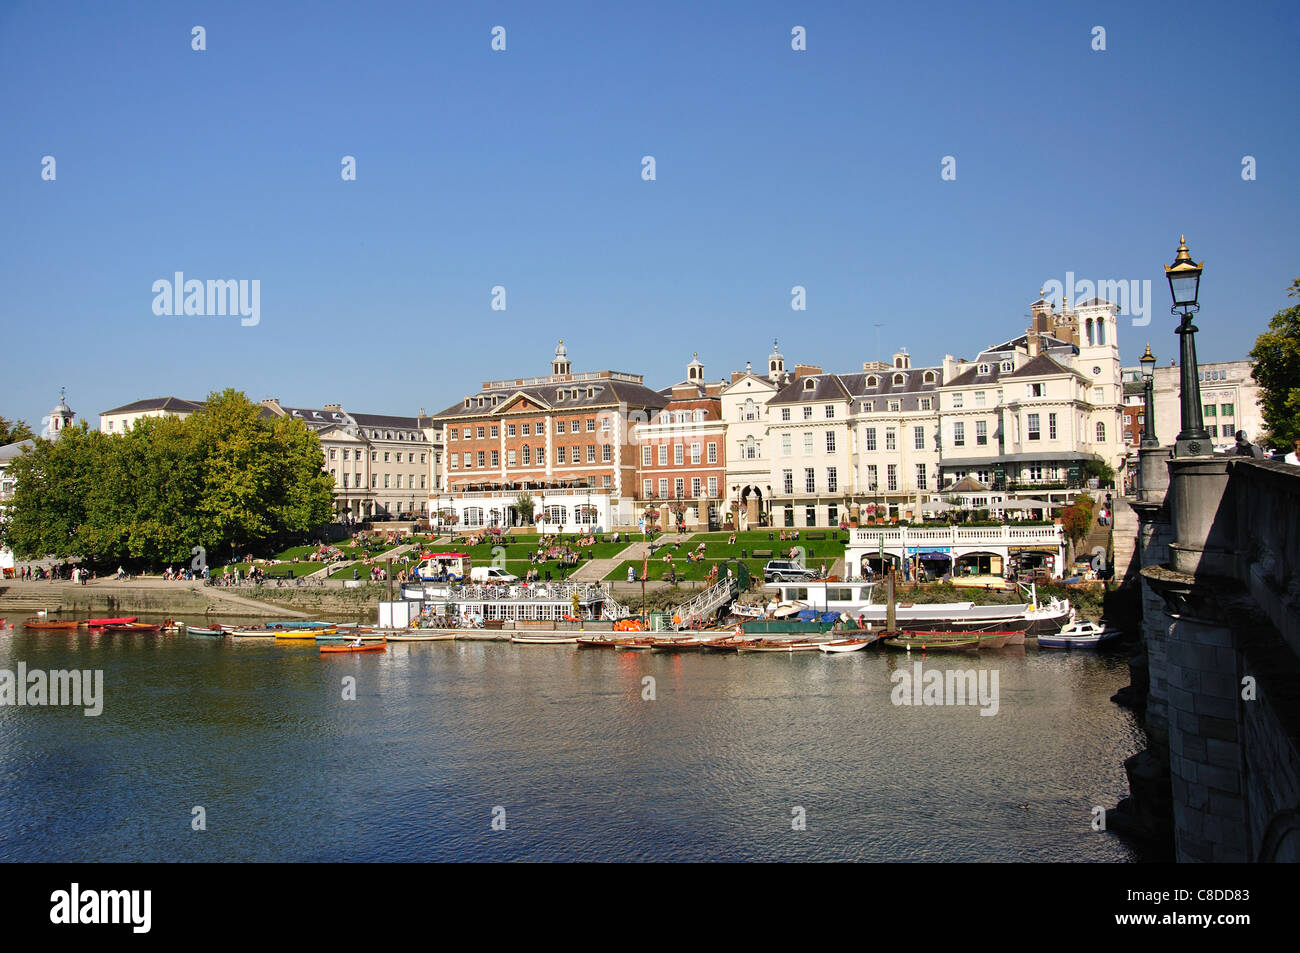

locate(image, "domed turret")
(552, 339), (571, 376)
(49, 388), (74, 434)
(687, 352), (704, 382)
(767, 339), (785, 383)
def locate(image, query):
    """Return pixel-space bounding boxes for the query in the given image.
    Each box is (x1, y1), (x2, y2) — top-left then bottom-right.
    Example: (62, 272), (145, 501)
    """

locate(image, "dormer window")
(866, 375), (878, 388)
(922, 371), (936, 384)
(803, 378), (815, 390)
(978, 364), (990, 375)
(893, 373), (905, 386)
(1001, 361), (1013, 372)
(557, 389), (564, 401)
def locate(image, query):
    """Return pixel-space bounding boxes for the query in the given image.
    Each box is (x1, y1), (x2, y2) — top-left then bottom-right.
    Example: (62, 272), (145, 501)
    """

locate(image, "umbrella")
(1002, 498), (1051, 511)
(920, 499), (956, 512)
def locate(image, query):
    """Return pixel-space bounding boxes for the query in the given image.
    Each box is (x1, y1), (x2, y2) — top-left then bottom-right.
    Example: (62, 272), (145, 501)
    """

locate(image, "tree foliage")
(1249, 279), (1300, 446)
(0, 416), (35, 446)
(512, 492), (535, 525)
(1, 389), (334, 565)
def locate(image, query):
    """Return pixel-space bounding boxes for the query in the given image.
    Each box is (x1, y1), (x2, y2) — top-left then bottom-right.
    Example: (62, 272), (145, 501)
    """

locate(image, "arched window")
(1095, 421), (1106, 442)
(923, 371), (936, 384)
(743, 398), (756, 421)
(804, 378), (815, 390)
(866, 375), (878, 387)
(744, 435), (756, 460)
(893, 373), (905, 386)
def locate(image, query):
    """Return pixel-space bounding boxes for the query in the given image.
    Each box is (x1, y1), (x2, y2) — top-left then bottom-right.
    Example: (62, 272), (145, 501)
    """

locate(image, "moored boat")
(510, 634), (580, 644)
(101, 621), (163, 633)
(818, 637), (876, 653)
(649, 637), (705, 652)
(385, 632), (456, 641)
(613, 637), (656, 650)
(84, 616), (138, 627)
(186, 626), (225, 637)
(737, 638), (823, 653)
(576, 636), (619, 648)
(228, 628), (278, 638)
(1038, 620), (1122, 648)
(22, 618), (80, 630)
(320, 639), (388, 654)
(884, 634), (980, 651)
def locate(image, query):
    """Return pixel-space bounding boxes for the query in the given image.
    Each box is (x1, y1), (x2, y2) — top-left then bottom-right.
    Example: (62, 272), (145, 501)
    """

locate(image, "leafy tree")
(512, 491), (535, 526)
(1060, 505), (1091, 545)
(2, 388), (333, 565)
(1083, 459), (1115, 486)
(0, 416), (34, 446)
(1249, 279), (1300, 446)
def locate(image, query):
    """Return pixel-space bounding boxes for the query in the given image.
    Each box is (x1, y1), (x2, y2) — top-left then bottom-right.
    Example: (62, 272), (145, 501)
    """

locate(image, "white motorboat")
(1038, 620), (1122, 648)
(510, 634), (580, 644)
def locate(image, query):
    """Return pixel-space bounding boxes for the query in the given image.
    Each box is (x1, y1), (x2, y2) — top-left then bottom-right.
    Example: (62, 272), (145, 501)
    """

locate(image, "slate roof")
(433, 378), (667, 421)
(1002, 354), (1074, 379)
(101, 397), (205, 416)
(279, 407), (423, 431)
(770, 366), (943, 410)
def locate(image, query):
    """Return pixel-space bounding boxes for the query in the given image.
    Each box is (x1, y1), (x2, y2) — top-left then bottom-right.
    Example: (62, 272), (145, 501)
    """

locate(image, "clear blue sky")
(3, 0), (1297, 430)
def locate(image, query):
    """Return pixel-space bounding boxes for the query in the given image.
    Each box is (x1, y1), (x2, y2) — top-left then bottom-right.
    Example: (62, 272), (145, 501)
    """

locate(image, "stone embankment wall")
(1130, 455), (1300, 862)
(0, 581), (385, 619)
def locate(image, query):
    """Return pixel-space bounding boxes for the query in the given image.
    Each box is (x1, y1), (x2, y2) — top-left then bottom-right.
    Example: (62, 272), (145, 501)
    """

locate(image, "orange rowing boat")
(320, 639), (387, 654)
(22, 618), (79, 630)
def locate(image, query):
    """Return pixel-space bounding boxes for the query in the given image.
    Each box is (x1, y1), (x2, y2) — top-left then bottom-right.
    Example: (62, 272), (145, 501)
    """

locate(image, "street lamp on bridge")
(1164, 236), (1209, 455)
(1140, 342), (1158, 449)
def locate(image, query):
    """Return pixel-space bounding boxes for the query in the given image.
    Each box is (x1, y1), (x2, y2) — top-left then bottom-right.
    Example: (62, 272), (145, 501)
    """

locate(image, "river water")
(0, 618), (1145, 861)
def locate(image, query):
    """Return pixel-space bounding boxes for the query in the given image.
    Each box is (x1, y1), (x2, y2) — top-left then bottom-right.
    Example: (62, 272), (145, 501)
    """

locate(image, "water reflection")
(0, 617), (1144, 861)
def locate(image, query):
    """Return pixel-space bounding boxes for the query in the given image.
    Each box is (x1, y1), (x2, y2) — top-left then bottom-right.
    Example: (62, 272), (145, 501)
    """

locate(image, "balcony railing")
(849, 524), (1063, 547)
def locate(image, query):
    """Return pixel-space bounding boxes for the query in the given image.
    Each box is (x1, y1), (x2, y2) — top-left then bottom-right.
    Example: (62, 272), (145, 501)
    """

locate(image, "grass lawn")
(603, 553), (838, 583)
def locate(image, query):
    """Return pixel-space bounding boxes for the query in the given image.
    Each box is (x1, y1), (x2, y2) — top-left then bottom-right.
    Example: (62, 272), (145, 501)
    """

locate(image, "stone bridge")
(1117, 446), (1300, 861)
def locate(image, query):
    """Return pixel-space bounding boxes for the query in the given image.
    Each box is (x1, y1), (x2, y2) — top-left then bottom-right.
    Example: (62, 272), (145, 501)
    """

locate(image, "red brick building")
(634, 354), (727, 530)
(430, 341), (666, 530)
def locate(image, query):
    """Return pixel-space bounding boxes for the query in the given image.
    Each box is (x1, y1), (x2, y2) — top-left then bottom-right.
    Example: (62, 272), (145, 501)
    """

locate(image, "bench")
(266, 569), (295, 580)
(751, 549), (774, 558)
(806, 532), (827, 540)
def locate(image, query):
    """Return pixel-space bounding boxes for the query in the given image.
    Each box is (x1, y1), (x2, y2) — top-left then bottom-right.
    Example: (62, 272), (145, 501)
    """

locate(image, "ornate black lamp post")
(1139, 343), (1158, 448)
(1164, 236), (1209, 454)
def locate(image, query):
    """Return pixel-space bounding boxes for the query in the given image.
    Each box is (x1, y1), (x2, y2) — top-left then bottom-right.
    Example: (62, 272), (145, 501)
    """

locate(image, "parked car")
(469, 566), (520, 584)
(763, 559), (818, 582)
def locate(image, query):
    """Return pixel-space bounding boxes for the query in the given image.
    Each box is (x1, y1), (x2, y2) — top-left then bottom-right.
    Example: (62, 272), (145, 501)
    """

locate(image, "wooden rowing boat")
(510, 634), (579, 644)
(320, 639), (388, 654)
(22, 618), (79, 630)
(273, 628), (335, 640)
(385, 632), (456, 641)
(228, 629), (278, 638)
(84, 616), (138, 626)
(901, 629), (1023, 649)
(576, 636), (619, 648)
(102, 622), (163, 633)
(186, 626), (225, 637)
(612, 637), (656, 650)
(818, 637), (876, 653)
(737, 639), (824, 653)
(650, 637), (705, 652)
(884, 635), (980, 651)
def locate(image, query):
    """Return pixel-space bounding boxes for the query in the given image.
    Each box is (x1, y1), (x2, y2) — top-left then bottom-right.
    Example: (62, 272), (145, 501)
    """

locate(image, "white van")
(469, 566), (520, 584)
